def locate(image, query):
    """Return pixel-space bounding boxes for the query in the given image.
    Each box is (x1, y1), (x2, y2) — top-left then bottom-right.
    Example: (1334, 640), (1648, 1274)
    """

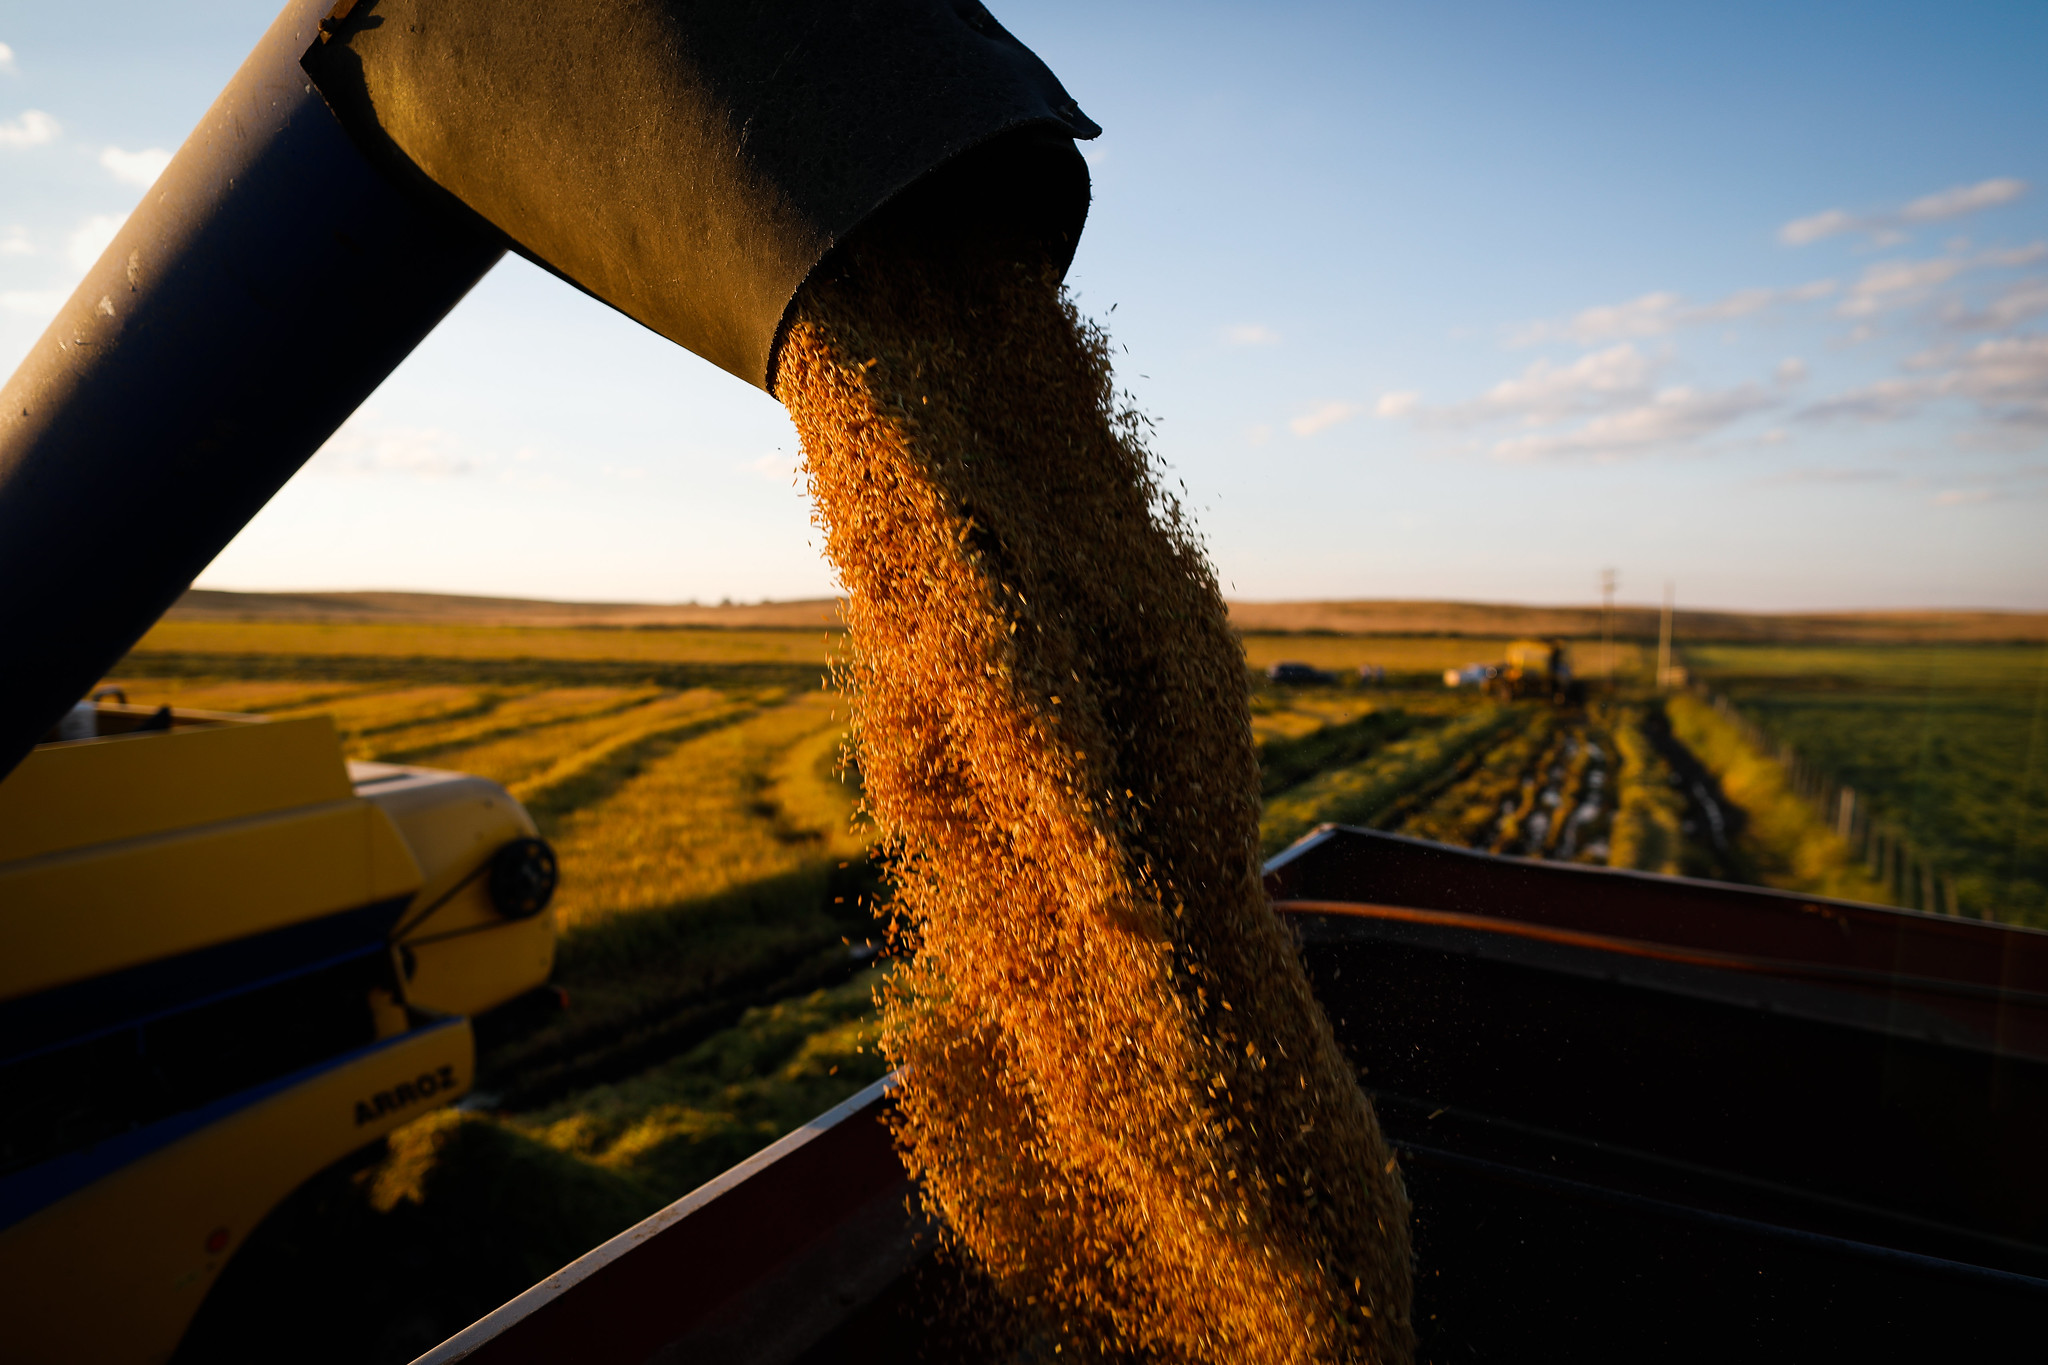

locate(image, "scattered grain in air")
(775, 240), (1413, 1362)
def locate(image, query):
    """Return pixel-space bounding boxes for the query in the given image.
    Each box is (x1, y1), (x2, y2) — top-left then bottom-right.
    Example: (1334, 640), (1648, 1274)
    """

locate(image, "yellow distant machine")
(1492, 638), (1580, 703)
(0, 699), (558, 1364)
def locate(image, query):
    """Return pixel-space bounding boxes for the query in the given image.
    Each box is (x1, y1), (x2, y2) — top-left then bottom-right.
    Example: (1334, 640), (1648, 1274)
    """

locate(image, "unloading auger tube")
(0, 0), (1097, 779)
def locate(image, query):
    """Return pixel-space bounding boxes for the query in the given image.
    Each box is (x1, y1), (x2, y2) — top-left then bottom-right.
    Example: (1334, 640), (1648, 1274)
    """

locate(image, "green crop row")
(1665, 693), (1888, 903)
(1686, 643), (2048, 924)
(1260, 704), (1517, 857)
(1609, 704), (1688, 877)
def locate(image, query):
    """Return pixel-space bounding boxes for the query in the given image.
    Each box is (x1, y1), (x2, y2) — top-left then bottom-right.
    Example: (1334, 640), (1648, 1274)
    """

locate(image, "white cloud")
(0, 108), (57, 147)
(1222, 323), (1279, 347)
(0, 224), (29, 255)
(1948, 334), (2048, 425)
(1945, 277), (2048, 331)
(1446, 344), (1658, 425)
(99, 145), (171, 188)
(0, 43), (17, 76)
(1836, 242), (2047, 318)
(1934, 488), (1993, 506)
(1290, 401), (1364, 437)
(1511, 280), (1835, 345)
(1838, 256), (1968, 316)
(1901, 180), (2028, 225)
(1374, 345), (1669, 446)
(1774, 357), (1808, 385)
(1526, 291), (1680, 343)
(314, 419), (481, 477)
(1374, 390), (1420, 418)
(1490, 384), (1775, 462)
(0, 288), (65, 319)
(1779, 209), (1857, 247)
(1799, 335), (2048, 429)
(65, 213), (124, 271)
(1780, 177), (2027, 246)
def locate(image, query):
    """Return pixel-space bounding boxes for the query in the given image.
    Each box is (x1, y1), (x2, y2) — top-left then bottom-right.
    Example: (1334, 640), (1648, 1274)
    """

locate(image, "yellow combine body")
(0, 702), (557, 1364)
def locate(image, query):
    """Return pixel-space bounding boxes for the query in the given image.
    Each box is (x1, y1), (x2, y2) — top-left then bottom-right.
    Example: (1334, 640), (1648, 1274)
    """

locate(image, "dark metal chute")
(0, 0), (1097, 779)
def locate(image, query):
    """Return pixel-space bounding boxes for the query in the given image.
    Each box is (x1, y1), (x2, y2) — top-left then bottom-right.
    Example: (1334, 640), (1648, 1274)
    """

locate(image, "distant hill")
(170, 589), (2048, 644)
(171, 589), (842, 629)
(1225, 599), (2048, 645)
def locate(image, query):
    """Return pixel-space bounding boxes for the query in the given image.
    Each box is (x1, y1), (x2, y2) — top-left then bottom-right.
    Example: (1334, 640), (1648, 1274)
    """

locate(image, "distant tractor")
(1489, 638), (1583, 704)
(1443, 641), (1582, 703)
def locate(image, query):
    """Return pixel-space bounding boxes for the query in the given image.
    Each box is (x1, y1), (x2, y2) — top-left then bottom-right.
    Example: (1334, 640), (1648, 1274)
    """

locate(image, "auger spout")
(0, 0), (1097, 777)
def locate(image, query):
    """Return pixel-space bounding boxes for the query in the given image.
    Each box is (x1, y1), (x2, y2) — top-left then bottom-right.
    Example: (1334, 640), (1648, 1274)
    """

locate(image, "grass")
(1686, 643), (2048, 924)
(135, 619), (838, 666)
(512, 970), (888, 1195)
(1260, 703), (1519, 855)
(544, 691), (860, 929)
(1665, 692), (1889, 903)
(1240, 632), (1646, 681)
(175, 975), (889, 1365)
(1609, 704), (1688, 877)
(1398, 708), (1556, 851)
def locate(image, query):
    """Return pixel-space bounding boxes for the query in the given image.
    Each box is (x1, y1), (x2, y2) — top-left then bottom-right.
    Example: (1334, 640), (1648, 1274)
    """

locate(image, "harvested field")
(100, 611), (2013, 1363)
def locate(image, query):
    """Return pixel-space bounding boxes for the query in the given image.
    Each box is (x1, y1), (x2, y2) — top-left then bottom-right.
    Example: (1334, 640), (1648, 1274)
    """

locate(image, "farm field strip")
(1260, 704), (1519, 855)
(94, 677), (393, 714)
(1685, 642), (2047, 923)
(1240, 631), (1648, 679)
(545, 690), (861, 933)
(105, 619), (2032, 1363)
(134, 618), (840, 666)
(1397, 709), (1557, 853)
(499, 691), (761, 816)
(367, 686), (669, 764)
(1249, 693), (1391, 745)
(1686, 642), (2048, 690)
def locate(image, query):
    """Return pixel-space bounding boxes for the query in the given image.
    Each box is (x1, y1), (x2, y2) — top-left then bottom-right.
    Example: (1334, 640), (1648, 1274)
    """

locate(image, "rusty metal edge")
(407, 1071), (902, 1365)
(1265, 822), (2048, 937)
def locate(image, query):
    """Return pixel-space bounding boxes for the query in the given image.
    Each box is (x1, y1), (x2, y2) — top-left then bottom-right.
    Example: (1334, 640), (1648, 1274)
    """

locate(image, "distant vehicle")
(1267, 661), (1335, 686)
(1490, 638), (1585, 704)
(1445, 639), (1590, 704)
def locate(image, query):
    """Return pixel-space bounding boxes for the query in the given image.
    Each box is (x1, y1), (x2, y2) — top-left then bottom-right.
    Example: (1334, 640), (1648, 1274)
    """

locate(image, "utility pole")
(1600, 568), (1617, 690)
(1657, 580), (1674, 690)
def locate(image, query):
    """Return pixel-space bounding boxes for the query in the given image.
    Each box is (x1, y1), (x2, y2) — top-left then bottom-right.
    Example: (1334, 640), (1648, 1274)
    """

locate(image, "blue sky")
(3, 2), (2044, 610)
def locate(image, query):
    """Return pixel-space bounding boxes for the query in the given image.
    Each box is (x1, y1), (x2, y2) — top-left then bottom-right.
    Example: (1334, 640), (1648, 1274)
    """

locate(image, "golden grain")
(779, 245), (1412, 1364)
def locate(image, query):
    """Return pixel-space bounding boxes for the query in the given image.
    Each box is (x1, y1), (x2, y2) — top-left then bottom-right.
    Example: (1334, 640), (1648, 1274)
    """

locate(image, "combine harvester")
(1, 1), (2043, 1360)
(0, 698), (558, 1362)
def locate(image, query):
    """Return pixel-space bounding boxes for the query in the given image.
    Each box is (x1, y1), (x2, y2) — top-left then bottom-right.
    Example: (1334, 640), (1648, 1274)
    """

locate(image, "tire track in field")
(370, 686), (669, 764)
(511, 693), (771, 828)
